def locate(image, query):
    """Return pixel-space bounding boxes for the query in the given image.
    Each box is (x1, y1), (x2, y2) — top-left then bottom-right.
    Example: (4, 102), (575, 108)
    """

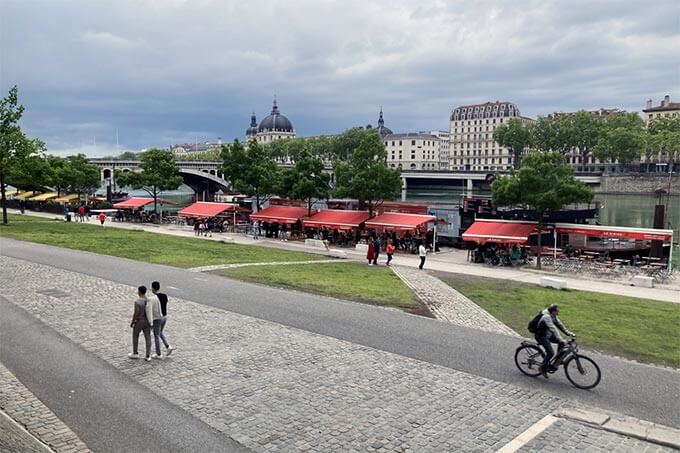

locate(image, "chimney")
(663, 95), (670, 106)
(646, 99), (652, 109)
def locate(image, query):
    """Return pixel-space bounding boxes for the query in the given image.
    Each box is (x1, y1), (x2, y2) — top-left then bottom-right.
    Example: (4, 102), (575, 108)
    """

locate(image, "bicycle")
(514, 337), (601, 389)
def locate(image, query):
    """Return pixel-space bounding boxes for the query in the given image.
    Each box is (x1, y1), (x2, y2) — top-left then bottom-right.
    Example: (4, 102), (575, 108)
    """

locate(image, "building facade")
(448, 101), (521, 171)
(420, 130), (450, 170)
(247, 98), (296, 144)
(384, 133), (441, 170)
(643, 95), (679, 122)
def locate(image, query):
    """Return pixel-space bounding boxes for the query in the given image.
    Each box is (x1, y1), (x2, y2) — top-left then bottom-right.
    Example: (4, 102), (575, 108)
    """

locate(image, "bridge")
(89, 159), (601, 201)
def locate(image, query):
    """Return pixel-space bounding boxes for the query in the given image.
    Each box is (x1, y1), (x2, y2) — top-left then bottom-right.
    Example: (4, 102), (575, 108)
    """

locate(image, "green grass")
(437, 273), (680, 367)
(220, 262), (429, 315)
(0, 214), (322, 268)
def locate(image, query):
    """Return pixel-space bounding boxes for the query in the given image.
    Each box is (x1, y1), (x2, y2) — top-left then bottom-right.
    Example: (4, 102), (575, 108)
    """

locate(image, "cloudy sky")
(2, 0), (679, 156)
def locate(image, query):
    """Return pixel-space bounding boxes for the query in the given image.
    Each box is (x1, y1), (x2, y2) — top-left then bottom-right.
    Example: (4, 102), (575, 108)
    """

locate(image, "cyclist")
(535, 304), (575, 378)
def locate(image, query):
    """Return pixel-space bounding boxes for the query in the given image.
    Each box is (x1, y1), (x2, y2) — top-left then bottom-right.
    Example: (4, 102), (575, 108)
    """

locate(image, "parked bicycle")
(514, 337), (601, 389)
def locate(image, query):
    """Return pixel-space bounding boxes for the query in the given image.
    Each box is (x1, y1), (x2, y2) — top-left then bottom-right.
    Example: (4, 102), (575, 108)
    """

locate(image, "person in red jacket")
(98, 211), (107, 228)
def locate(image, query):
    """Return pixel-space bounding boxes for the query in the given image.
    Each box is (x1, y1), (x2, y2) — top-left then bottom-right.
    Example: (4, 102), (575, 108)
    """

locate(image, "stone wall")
(597, 174), (680, 195)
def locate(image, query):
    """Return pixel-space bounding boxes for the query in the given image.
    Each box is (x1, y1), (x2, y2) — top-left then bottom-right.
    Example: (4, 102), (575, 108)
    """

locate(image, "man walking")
(129, 286), (152, 362)
(152, 281), (173, 356)
(98, 211), (107, 228)
(372, 236), (381, 265)
(146, 285), (163, 359)
(418, 241), (427, 270)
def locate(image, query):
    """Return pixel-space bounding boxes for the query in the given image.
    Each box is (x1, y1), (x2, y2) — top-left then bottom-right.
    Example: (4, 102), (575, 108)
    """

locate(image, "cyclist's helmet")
(548, 304), (559, 313)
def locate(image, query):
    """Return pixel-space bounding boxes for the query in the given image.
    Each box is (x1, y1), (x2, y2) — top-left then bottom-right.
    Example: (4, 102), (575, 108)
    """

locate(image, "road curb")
(554, 407), (680, 449)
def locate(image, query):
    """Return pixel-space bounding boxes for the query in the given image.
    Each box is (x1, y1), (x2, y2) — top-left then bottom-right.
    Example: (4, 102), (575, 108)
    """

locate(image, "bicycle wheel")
(514, 345), (544, 377)
(564, 354), (601, 389)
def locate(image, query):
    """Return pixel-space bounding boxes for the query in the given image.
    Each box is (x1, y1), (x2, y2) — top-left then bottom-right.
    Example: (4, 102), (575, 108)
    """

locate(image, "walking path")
(390, 265), (518, 336)
(0, 362), (90, 453)
(1, 255), (677, 452)
(188, 259), (340, 273)
(8, 209), (678, 303)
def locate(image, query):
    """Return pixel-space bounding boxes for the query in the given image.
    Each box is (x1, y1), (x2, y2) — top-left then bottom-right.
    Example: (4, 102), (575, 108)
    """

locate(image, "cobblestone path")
(0, 362), (90, 453)
(188, 259), (341, 273)
(0, 256), (670, 452)
(390, 265), (519, 336)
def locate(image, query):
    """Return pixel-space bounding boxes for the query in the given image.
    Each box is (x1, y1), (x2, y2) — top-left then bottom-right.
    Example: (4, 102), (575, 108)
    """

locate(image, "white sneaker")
(151, 354), (163, 360)
(145, 356), (152, 362)
(166, 346), (173, 356)
(128, 353), (139, 359)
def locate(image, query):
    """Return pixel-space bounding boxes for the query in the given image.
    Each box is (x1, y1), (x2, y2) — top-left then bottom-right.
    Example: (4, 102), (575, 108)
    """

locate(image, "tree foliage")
(115, 148), (182, 215)
(594, 113), (646, 166)
(492, 152), (594, 268)
(221, 138), (279, 209)
(332, 130), (401, 215)
(493, 118), (531, 169)
(646, 116), (680, 169)
(63, 154), (101, 196)
(279, 148), (330, 215)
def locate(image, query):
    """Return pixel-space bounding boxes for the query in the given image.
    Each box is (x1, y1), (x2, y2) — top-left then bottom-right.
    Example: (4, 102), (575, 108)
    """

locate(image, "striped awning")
(29, 192), (60, 201)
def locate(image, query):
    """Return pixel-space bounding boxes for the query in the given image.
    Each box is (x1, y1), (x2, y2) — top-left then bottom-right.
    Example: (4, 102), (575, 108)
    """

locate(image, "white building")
(643, 95), (679, 122)
(384, 133), (441, 170)
(420, 130), (449, 170)
(449, 101), (522, 171)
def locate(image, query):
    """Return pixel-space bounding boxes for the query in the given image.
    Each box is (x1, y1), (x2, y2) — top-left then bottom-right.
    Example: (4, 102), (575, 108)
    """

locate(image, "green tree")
(646, 116), (680, 172)
(279, 148), (330, 216)
(594, 113), (646, 168)
(46, 155), (69, 196)
(65, 154), (101, 197)
(116, 151), (139, 160)
(115, 148), (182, 217)
(221, 138), (279, 209)
(493, 118), (532, 169)
(492, 152), (593, 268)
(0, 86), (26, 224)
(333, 130), (402, 216)
(331, 127), (368, 160)
(532, 112), (603, 170)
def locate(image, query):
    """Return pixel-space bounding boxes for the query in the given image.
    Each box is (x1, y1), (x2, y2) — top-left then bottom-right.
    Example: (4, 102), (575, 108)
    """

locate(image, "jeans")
(536, 333), (561, 371)
(386, 253), (393, 265)
(152, 319), (163, 355)
(159, 316), (170, 348)
(132, 322), (151, 357)
(419, 256), (426, 269)
(373, 252), (380, 265)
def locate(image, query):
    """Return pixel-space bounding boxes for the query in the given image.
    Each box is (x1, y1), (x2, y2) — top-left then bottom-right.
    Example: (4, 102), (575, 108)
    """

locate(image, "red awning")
(364, 212), (436, 231)
(178, 202), (241, 218)
(250, 206), (310, 224)
(113, 197), (155, 209)
(302, 210), (371, 230)
(555, 223), (673, 242)
(462, 219), (538, 244)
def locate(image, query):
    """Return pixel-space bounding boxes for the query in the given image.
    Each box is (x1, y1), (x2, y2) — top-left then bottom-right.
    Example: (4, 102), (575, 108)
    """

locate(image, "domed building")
(376, 107), (393, 137)
(246, 98), (295, 144)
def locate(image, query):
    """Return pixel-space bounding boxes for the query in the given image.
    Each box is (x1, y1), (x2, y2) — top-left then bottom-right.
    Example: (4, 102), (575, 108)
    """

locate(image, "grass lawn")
(437, 273), (680, 368)
(219, 262), (429, 316)
(0, 214), (322, 268)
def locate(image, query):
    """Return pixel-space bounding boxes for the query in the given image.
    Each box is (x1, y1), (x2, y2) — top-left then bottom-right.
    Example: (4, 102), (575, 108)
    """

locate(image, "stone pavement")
(390, 265), (518, 336)
(0, 362), (90, 453)
(1, 255), (674, 452)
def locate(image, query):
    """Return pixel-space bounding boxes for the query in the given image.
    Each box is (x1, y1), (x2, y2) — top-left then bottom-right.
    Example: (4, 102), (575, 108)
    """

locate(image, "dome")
(246, 113), (258, 137)
(258, 98), (294, 133)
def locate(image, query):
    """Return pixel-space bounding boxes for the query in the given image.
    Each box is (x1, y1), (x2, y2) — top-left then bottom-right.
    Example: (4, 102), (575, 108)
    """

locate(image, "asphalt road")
(2, 238), (679, 429)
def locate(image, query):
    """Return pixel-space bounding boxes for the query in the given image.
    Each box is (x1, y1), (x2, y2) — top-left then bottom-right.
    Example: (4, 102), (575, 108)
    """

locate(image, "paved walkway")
(189, 259), (340, 273)
(8, 209), (679, 303)
(0, 362), (90, 453)
(1, 255), (676, 452)
(390, 265), (518, 336)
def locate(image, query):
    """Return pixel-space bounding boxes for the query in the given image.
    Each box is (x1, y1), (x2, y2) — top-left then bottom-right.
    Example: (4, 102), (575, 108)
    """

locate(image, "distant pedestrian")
(146, 286), (163, 359)
(372, 237), (381, 265)
(19, 199), (26, 214)
(386, 239), (395, 266)
(129, 286), (152, 362)
(251, 220), (259, 239)
(366, 239), (375, 265)
(418, 241), (427, 270)
(77, 205), (85, 222)
(193, 220), (200, 236)
(98, 212), (107, 227)
(152, 281), (173, 356)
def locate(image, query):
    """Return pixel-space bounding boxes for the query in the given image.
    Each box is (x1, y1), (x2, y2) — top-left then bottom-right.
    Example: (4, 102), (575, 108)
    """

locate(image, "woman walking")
(366, 239), (375, 265)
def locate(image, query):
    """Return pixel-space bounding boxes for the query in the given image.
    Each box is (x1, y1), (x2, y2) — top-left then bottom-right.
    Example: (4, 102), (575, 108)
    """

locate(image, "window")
(411, 140), (416, 145)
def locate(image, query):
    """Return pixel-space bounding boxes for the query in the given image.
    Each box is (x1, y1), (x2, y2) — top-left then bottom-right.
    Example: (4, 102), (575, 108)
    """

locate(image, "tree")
(493, 118), (532, 169)
(492, 152), (593, 268)
(115, 148), (182, 217)
(46, 155), (69, 196)
(0, 86), (26, 224)
(6, 140), (49, 192)
(332, 130), (402, 216)
(593, 113), (646, 168)
(221, 138), (279, 209)
(279, 148), (330, 216)
(330, 127), (368, 160)
(65, 154), (101, 197)
(116, 151), (139, 160)
(646, 116), (680, 172)
(532, 112), (603, 170)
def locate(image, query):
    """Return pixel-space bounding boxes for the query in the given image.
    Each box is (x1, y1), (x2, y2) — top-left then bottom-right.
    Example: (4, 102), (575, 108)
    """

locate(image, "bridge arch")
(178, 167), (231, 193)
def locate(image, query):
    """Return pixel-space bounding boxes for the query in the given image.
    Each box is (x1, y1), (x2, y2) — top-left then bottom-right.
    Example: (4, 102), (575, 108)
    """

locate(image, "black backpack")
(527, 311), (543, 334)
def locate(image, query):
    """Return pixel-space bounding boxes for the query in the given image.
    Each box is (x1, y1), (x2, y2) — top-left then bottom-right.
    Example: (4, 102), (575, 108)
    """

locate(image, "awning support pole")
(669, 233), (674, 271)
(554, 228), (557, 262)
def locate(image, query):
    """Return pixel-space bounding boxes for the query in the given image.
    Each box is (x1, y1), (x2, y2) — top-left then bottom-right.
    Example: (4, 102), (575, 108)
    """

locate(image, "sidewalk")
(7, 209), (680, 303)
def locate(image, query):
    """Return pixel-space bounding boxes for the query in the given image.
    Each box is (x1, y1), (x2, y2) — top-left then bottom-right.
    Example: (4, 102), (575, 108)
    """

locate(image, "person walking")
(418, 241), (427, 270)
(146, 286), (164, 359)
(251, 220), (259, 239)
(386, 239), (395, 266)
(372, 236), (381, 265)
(152, 281), (173, 356)
(77, 204), (85, 222)
(129, 286), (152, 362)
(366, 238), (375, 265)
(98, 211), (107, 228)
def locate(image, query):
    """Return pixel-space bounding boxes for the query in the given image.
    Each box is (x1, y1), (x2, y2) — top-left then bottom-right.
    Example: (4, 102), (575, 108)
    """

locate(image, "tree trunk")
(536, 224), (543, 270)
(0, 164), (7, 225)
(307, 198), (312, 217)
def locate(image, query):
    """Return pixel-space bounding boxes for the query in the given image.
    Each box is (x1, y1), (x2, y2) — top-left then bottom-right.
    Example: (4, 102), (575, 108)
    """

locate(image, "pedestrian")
(129, 286), (152, 362)
(386, 239), (395, 266)
(151, 281), (173, 356)
(145, 285), (163, 359)
(77, 204), (85, 222)
(251, 220), (259, 239)
(19, 199), (26, 214)
(366, 238), (375, 265)
(193, 220), (200, 236)
(418, 240), (427, 270)
(372, 236), (381, 265)
(98, 211), (107, 228)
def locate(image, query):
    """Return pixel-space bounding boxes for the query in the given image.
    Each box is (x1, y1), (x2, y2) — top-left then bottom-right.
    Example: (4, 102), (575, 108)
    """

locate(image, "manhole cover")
(36, 289), (71, 299)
